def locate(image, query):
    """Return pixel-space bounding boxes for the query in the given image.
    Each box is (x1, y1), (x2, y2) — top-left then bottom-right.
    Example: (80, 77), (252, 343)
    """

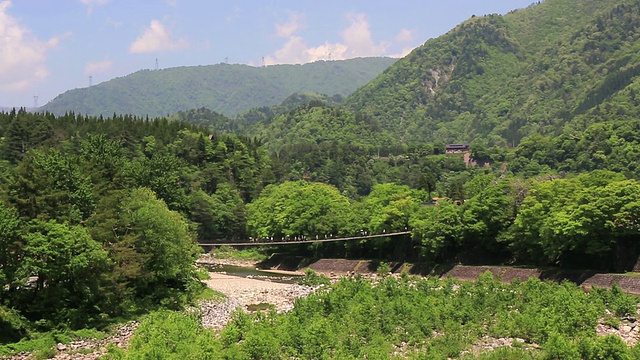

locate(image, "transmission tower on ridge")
(89, 75), (92, 87)
(33, 96), (38, 108)
(262, 56), (265, 67)
(155, 58), (159, 70)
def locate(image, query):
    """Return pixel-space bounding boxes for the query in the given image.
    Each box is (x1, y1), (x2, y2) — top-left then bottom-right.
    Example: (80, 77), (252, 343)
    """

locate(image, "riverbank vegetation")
(106, 273), (640, 359)
(208, 246), (270, 262)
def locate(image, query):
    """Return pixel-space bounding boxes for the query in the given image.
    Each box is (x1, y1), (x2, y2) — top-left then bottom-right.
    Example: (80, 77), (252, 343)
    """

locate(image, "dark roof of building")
(445, 143), (470, 149)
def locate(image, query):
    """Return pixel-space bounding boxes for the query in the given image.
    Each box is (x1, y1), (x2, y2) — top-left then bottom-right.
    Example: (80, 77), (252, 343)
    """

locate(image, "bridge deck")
(198, 231), (411, 247)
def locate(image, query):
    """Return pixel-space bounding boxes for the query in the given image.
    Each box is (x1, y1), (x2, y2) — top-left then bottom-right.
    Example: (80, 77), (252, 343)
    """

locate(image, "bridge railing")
(197, 231), (411, 247)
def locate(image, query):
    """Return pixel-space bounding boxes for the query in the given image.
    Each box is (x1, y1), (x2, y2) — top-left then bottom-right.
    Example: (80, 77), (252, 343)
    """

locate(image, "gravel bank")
(200, 272), (316, 329)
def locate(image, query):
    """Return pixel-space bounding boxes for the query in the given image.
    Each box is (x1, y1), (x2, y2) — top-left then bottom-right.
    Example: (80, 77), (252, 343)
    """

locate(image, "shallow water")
(202, 264), (302, 284)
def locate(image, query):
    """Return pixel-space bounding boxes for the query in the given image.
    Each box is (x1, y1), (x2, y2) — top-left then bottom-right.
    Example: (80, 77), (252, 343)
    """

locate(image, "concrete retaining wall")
(306, 259), (640, 295)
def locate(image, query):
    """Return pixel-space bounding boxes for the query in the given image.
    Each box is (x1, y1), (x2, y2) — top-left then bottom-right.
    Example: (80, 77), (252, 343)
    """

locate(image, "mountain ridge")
(40, 57), (396, 118)
(345, 0), (640, 146)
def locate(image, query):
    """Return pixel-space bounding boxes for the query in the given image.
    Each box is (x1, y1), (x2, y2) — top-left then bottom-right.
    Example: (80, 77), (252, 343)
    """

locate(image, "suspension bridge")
(198, 231), (411, 247)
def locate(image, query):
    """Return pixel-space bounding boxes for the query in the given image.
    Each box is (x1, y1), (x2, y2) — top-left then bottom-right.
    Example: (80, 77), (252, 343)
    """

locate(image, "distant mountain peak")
(41, 57), (396, 118)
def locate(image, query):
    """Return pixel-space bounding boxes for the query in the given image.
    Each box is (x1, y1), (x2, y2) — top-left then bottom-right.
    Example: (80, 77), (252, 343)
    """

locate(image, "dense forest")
(40, 57), (396, 118)
(0, 107), (639, 345)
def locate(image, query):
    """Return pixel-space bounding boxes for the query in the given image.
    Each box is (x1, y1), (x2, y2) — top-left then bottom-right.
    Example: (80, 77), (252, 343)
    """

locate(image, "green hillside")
(244, 103), (395, 153)
(40, 57), (396, 118)
(346, 0), (640, 146)
(170, 92), (344, 134)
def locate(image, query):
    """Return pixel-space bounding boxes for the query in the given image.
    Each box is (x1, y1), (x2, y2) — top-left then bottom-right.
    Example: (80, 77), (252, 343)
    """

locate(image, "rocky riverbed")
(4, 321), (139, 360)
(199, 272), (317, 329)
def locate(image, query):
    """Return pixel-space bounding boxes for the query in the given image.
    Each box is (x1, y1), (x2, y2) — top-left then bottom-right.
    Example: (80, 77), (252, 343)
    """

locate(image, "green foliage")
(579, 335), (630, 360)
(298, 268), (331, 286)
(106, 310), (220, 360)
(115, 275), (640, 359)
(10, 149), (95, 222)
(246, 104), (395, 153)
(208, 245), (269, 262)
(410, 200), (464, 258)
(0, 201), (22, 296)
(0, 306), (29, 344)
(42, 58), (396, 118)
(543, 333), (580, 360)
(2, 110), (53, 163)
(509, 176), (640, 270)
(0, 332), (57, 358)
(0, 327), (107, 357)
(591, 284), (638, 317)
(6, 5), (640, 346)
(360, 183), (428, 234)
(17, 220), (111, 326)
(0, 110), (272, 345)
(109, 188), (200, 298)
(376, 262), (391, 277)
(246, 180), (353, 238)
(193, 288), (225, 303)
(345, 0), (640, 146)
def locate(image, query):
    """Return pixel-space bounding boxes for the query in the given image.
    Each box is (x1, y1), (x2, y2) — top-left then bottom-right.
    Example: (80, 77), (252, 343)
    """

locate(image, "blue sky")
(0, 0), (537, 108)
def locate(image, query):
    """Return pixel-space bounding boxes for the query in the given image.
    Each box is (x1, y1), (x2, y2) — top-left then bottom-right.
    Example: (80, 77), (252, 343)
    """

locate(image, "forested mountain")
(40, 57), (396, 118)
(169, 92), (343, 134)
(168, 0), (640, 155)
(346, 0), (640, 146)
(244, 103), (396, 153)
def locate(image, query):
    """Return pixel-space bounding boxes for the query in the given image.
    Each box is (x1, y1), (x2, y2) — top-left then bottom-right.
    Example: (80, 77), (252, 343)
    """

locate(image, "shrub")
(544, 333), (580, 360)
(0, 306), (30, 344)
(298, 268), (331, 286)
(377, 262), (391, 277)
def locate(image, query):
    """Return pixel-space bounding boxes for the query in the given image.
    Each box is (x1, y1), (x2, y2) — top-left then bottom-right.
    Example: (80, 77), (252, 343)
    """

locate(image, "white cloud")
(106, 17), (122, 28)
(0, 1), (59, 91)
(129, 20), (189, 54)
(265, 12), (391, 66)
(80, 0), (110, 15)
(275, 12), (304, 38)
(340, 13), (389, 58)
(80, 0), (110, 5)
(166, 0), (177, 7)
(395, 28), (414, 43)
(388, 46), (417, 59)
(85, 58), (112, 75)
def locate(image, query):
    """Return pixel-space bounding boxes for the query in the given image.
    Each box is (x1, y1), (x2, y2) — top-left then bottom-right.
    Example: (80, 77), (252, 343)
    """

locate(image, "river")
(201, 263), (303, 284)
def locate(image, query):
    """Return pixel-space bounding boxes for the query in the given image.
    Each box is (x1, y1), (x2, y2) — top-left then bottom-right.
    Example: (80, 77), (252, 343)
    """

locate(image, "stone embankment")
(305, 260), (640, 295)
